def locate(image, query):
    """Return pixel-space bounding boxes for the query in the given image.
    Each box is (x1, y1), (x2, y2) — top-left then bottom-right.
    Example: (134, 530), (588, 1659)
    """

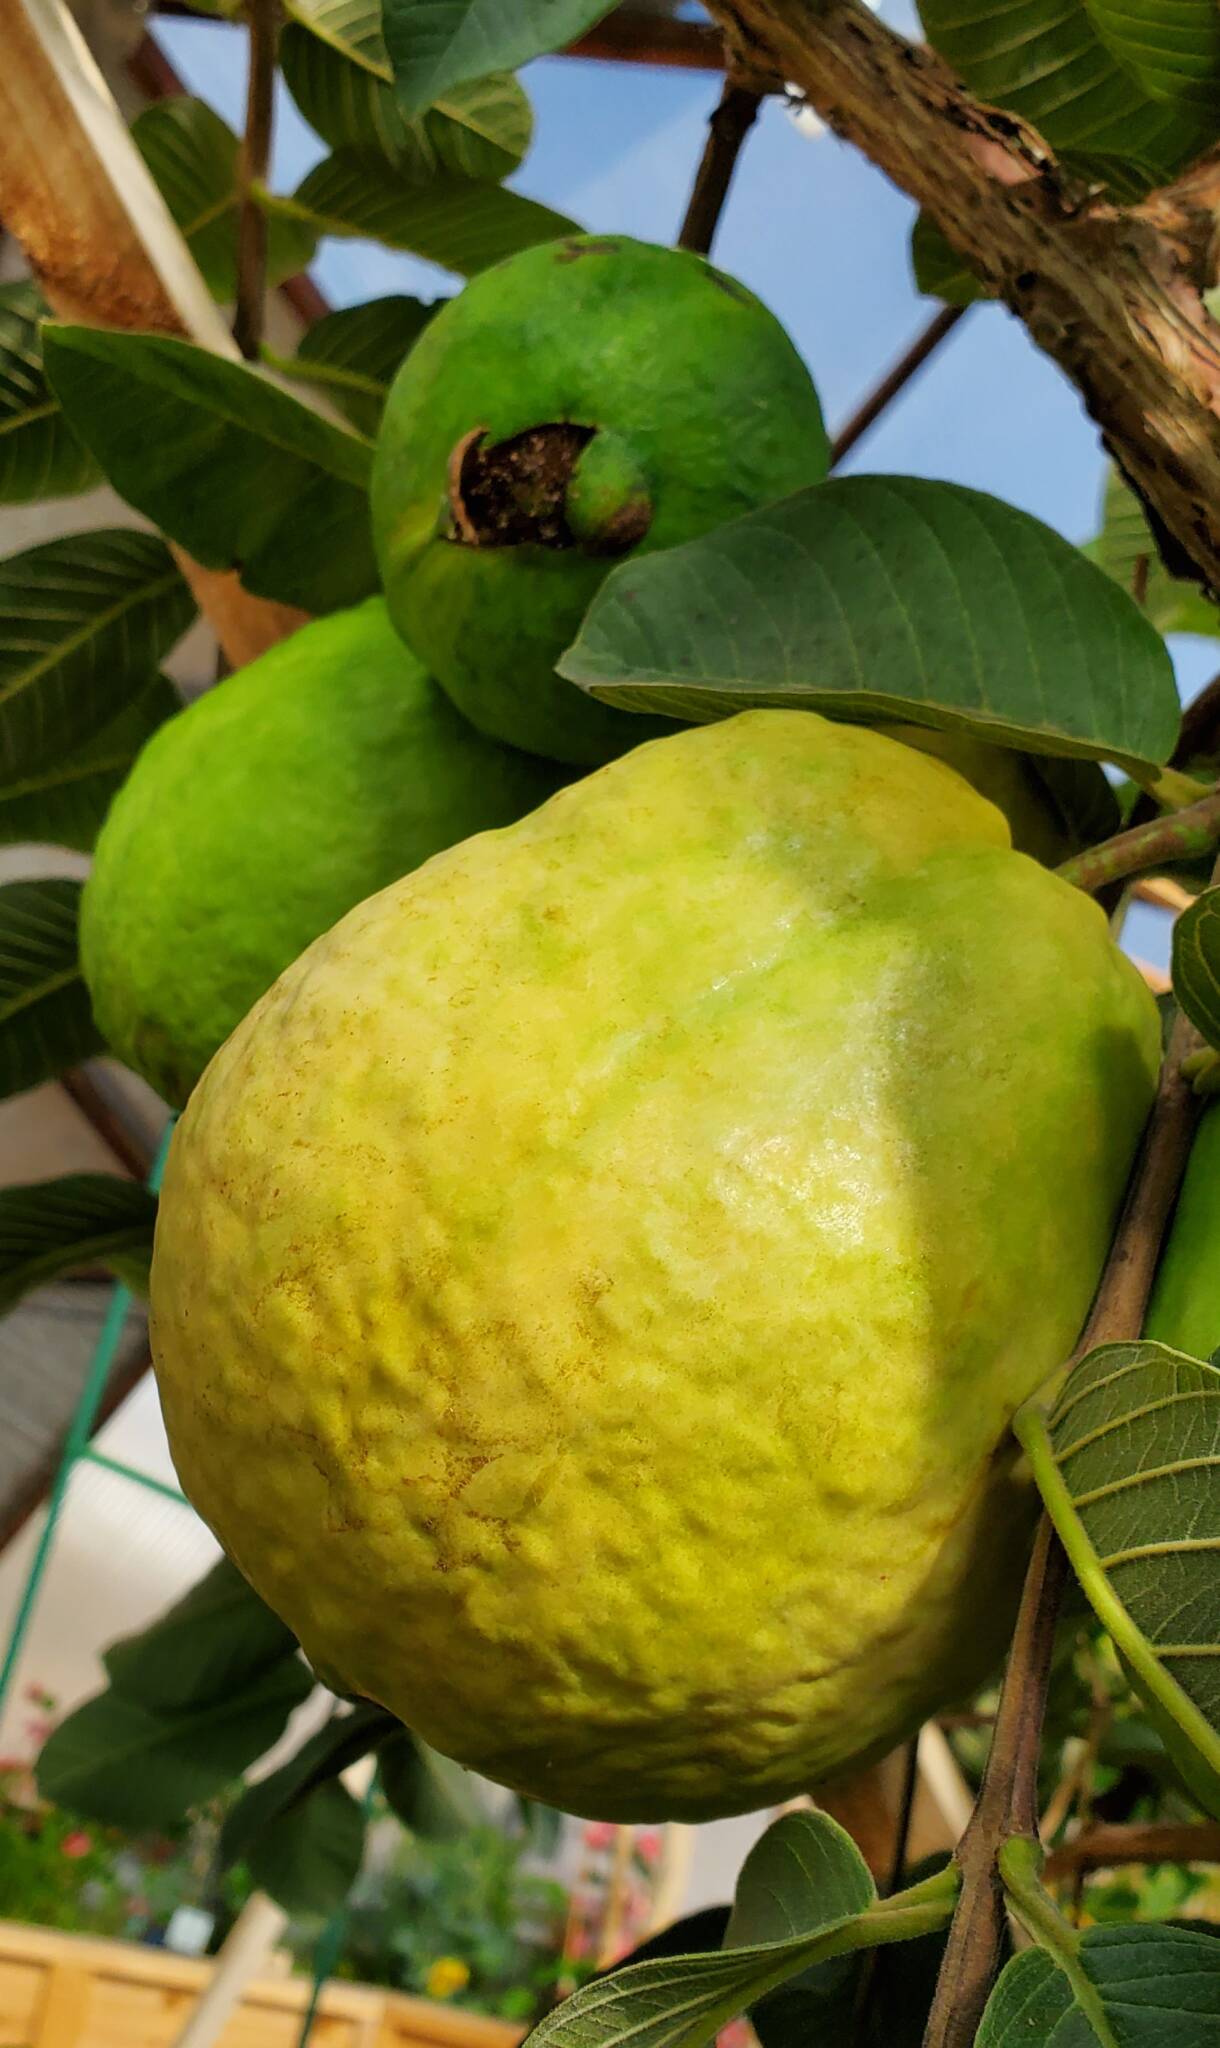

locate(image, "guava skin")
(1145, 1104), (1220, 1360)
(371, 236), (830, 767)
(81, 598), (566, 1106)
(150, 712), (1159, 1820)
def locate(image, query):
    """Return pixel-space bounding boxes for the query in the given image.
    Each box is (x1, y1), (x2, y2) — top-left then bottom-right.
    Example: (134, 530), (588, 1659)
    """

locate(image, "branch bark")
(678, 76), (765, 257)
(1044, 1820), (1220, 1878)
(1055, 785), (1220, 893)
(702, 0), (1220, 591)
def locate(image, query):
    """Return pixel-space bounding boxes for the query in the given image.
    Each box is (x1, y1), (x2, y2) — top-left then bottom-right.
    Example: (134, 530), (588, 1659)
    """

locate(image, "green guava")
(81, 597), (565, 1106)
(1144, 1104), (1220, 1359)
(371, 235), (829, 767)
(150, 712), (1159, 1820)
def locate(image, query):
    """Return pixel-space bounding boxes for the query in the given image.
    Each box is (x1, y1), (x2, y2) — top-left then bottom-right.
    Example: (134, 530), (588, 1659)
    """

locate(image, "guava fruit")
(1144, 1104), (1220, 1359)
(150, 712), (1159, 1820)
(81, 598), (564, 1106)
(371, 235), (829, 767)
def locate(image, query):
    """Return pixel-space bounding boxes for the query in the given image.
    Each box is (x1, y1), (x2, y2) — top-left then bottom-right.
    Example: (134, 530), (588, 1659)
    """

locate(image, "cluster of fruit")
(88, 236), (1206, 1822)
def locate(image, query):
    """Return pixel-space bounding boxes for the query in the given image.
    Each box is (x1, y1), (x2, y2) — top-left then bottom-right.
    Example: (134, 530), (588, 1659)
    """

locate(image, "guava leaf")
(104, 1557), (301, 1713)
(263, 295), (437, 436)
(382, 0), (617, 116)
(0, 529), (194, 779)
(37, 1658), (313, 1830)
(0, 674), (178, 855)
(377, 1728), (488, 1836)
(0, 283), (98, 503)
(0, 880), (101, 1102)
(265, 156), (577, 276)
(281, 25), (530, 179)
(1173, 889), (1220, 1051)
(1084, 468), (1220, 639)
(561, 477), (1181, 776)
(1016, 1342), (1220, 1818)
(220, 1703), (388, 1878)
(244, 1777), (367, 1914)
(0, 1173), (158, 1313)
(977, 1925), (1220, 2045)
(523, 1811), (956, 2048)
(42, 327), (376, 613)
(917, 0), (1218, 195)
(285, 0), (390, 74)
(132, 98), (317, 301)
(910, 215), (984, 307)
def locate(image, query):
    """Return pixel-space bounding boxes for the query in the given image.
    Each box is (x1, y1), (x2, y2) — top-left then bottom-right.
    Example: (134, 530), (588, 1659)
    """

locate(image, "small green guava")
(81, 597), (565, 1106)
(1144, 1104), (1220, 1359)
(371, 235), (830, 766)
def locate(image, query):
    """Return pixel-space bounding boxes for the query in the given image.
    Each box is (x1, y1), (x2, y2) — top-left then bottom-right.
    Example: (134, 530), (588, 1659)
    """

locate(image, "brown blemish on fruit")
(446, 422), (595, 549)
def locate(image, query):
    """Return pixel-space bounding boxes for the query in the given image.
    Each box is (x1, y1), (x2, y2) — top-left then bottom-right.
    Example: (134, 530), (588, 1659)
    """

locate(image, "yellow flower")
(426, 1957), (471, 2000)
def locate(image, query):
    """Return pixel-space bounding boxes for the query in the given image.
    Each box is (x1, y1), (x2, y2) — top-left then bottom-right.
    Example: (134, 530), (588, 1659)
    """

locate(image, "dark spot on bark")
(446, 422), (595, 549)
(1015, 271), (1037, 292)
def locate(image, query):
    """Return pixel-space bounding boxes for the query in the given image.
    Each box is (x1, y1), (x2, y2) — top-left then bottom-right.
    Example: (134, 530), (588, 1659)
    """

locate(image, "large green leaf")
(0, 880), (101, 1102)
(525, 1812), (956, 2048)
(104, 1557), (301, 1713)
(0, 283), (98, 503)
(917, 0), (1218, 194)
(0, 1173), (157, 1313)
(267, 155), (577, 276)
(1017, 1342), (1220, 1818)
(281, 25), (530, 178)
(376, 1728), (487, 1837)
(132, 98), (318, 301)
(561, 477), (1181, 776)
(1087, 0), (1220, 106)
(220, 1702), (390, 1870)
(1173, 888), (1220, 1051)
(0, 674), (178, 854)
(286, 0), (389, 75)
(263, 295), (436, 435)
(0, 529), (194, 779)
(382, 0), (616, 115)
(246, 1778), (367, 1914)
(37, 1658), (313, 1830)
(42, 328), (376, 613)
(977, 1924), (1220, 2044)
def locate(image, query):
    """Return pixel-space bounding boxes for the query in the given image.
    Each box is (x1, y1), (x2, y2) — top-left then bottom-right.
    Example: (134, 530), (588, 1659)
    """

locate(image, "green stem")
(1135, 764), (1214, 811)
(998, 1838), (1118, 2048)
(1055, 786), (1220, 894)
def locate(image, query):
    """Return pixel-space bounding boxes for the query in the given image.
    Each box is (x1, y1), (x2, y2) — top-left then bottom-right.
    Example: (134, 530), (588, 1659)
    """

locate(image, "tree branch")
(233, 0), (278, 359)
(702, 0), (1220, 592)
(1044, 1820), (1220, 1878)
(678, 75), (765, 257)
(830, 306), (967, 465)
(1056, 785), (1220, 893)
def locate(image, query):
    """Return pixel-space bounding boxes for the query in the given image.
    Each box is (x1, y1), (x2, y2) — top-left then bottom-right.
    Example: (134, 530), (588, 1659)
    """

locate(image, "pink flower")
(583, 1821), (616, 1851)
(61, 1831), (92, 1859)
(635, 1831), (663, 1865)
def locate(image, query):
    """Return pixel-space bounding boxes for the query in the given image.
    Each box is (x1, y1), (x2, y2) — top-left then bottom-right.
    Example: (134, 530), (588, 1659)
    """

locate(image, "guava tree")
(1, 2), (1220, 2045)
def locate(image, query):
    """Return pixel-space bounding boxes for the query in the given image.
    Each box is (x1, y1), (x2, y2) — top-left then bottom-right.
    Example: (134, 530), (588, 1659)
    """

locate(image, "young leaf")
(561, 476), (1181, 776)
(280, 25), (531, 179)
(524, 1811), (956, 2048)
(917, 0), (1218, 195)
(0, 282), (99, 503)
(36, 1658), (313, 1829)
(0, 529), (194, 778)
(0, 1173), (157, 1312)
(0, 879), (101, 1101)
(42, 328), (376, 613)
(264, 295), (436, 436)
(0, 674), (178, 854)
(1172, 888), (1220, 1051)
(910, 214), (984, 307)
(132, 98), (317, 301)
(266, 156), (577, 276)
(220, 1702), (391, 1870)
(1084, 468), (1220, 638)
(382, 0), (617, 116)
(244, 1778), (367, 1914)
(977, 1924), (1220, 2044)
(103, 1557), (301, 1713)
(1016, 1342), (1220, 1818)
(285, 0), (390, 75)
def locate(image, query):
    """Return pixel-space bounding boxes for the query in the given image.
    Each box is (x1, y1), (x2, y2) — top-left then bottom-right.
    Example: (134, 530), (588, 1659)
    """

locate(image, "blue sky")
(159, 20), (1215, 966)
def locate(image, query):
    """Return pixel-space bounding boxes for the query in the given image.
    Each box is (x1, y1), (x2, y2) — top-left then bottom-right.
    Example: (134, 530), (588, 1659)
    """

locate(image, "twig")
(922, 985), (1208, 2046)
(1055, 786), (1220, 894)
(1044, 1820), (1220, 1879)
(1175, 670), (1220, 768)
(233, 0), (277, 359)
(677, 75), (764, 256)
(830, 306), (966, 466)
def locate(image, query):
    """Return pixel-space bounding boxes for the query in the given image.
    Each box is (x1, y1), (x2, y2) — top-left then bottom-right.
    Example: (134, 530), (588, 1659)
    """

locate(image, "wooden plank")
(33, 1963), (90, 2048)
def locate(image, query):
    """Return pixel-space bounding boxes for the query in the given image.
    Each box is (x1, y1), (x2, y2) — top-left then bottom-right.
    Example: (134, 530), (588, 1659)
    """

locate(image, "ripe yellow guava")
(81, 598), (565, 1105)
(150, 713), (1159, 1819)
(371, 236), (829, 767)
(1145, 1104), (1220, 1360)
